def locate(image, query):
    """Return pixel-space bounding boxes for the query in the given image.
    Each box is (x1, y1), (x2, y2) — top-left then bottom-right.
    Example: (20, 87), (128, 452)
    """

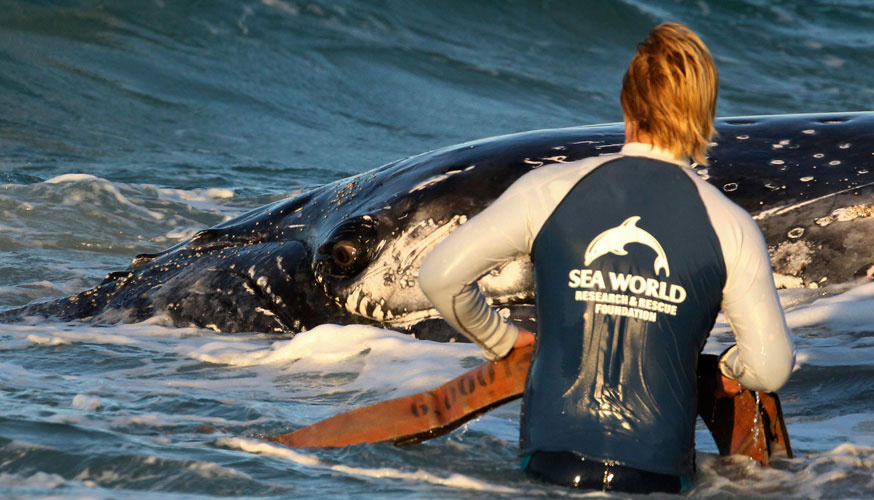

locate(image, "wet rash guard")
(419, 143), (795, 477)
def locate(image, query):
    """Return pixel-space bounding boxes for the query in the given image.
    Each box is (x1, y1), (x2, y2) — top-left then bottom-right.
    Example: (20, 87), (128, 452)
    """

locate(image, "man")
(419, 23), (794, 494)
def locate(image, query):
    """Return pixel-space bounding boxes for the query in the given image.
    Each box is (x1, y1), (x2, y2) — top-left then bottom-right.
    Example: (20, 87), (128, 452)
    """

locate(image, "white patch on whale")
(541, 156), (568, 163)
(754, 181), (874, 220)
(787, 227), (805, 239)
(409, 171), (463, 193)
(336, 213), (529, 326)
(770, 240), (814, 281)
(358, 296), (371, 317)
(372, 303), (384, 321)
(773, 273), (804, 289)
(344, 288), (361, 315)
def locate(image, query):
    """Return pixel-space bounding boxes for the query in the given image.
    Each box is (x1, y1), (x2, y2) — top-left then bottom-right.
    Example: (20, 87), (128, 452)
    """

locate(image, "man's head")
(621, 22), (718, 165)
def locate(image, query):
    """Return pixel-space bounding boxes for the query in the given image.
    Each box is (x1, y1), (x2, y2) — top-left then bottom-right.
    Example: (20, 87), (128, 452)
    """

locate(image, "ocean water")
(1, 0), (874, 498)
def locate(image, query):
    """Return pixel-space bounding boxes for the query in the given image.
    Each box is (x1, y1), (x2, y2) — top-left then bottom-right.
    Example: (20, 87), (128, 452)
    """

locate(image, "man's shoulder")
(679, 169), (768, 269)
(680, 168), (753, 222)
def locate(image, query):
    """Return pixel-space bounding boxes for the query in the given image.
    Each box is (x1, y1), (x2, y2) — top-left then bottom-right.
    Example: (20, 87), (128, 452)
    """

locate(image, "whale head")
(5, 113), (874, 338)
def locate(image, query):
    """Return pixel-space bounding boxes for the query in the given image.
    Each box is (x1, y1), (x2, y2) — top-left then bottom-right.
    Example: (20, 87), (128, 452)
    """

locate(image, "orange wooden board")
(697, 354), (793, 465)
(270, 348), (791, 467)
(269, 345), (533, 448)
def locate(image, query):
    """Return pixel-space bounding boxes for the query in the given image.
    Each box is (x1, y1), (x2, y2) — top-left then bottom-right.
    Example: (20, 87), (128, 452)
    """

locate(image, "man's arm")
(684, 172), (795, 393)
(421, 156), (613, 360)
(419, 179), (538, 360)
(718, 209), (795, 393)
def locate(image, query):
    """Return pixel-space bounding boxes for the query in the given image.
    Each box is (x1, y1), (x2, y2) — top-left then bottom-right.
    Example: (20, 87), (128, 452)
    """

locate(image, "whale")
(584, 216), (670, 277)
(3, 112), (874, 341)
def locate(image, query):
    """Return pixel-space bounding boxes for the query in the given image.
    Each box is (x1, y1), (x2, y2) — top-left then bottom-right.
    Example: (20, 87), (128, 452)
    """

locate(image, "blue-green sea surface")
(2, 1), (874, 498)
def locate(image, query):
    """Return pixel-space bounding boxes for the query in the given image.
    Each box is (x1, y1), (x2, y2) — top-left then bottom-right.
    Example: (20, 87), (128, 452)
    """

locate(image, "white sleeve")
(689, 175), (796, 392)
(418, 179), (536, 360)
(420, 155), (618, 360)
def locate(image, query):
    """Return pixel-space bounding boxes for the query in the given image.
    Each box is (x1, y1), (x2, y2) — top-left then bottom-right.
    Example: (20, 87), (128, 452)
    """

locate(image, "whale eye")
(331, 240), (360, 268)
(316, 217), (378, 279)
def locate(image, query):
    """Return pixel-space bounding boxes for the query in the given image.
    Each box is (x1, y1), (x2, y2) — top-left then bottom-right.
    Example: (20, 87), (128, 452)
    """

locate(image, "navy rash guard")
(419, 143), (795, 477)
(523, 155), (724, 475)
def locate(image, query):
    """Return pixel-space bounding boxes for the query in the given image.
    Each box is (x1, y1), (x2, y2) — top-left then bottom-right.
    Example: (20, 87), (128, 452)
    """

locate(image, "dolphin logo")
(583, 216), (670, 277)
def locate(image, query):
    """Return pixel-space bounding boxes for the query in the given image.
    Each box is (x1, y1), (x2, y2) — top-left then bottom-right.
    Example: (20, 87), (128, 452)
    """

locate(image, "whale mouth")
(392, 302), (538, 343)
(323, 245), (537, 342)
(336, 280), (536, 343)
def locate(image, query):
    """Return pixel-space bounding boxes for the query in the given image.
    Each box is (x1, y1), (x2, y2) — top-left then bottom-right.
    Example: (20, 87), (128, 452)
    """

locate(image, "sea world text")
(567, 269), (687, 304)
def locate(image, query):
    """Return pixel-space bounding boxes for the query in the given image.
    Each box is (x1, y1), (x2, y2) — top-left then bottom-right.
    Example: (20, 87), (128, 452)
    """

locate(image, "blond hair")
(621, 22), (718, 165)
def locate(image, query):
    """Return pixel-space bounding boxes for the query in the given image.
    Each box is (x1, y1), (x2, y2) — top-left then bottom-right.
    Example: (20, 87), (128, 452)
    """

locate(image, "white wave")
(161, 227), (202, 241)
(2, 320), (235, 347)
(0, 471), (69, 490)
(1, 174), (245, 252)
(1, 321), (484, 431)
(8, 323), (152, 349)
(72, 394), (102, 411)
(44, 173), (102, 184)
(106, 412), (270, 429)
(153, 185), (238, 220)
(158, 186), (234, 202)
(791, 413), (874, 450)
(45, 173), (234, 204)
(189, 324), (482, 395)
(795, 335), (874, 367)
(44, 173), (165, 220)
(784, 281), (874, 331)
(218, 437), (518, 494)
(706, 280), (874, 358)
(26, 334), (72, 346)
(692, 443), (874, 499)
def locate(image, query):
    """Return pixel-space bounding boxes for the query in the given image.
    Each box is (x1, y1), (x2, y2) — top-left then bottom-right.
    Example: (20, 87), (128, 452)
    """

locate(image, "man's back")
(420, 21), (794, 494)
(524, 155), (726, 476)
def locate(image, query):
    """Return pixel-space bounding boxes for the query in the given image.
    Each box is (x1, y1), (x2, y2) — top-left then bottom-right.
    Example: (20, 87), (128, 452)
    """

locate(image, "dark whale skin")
(3, 112), (873, 340)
